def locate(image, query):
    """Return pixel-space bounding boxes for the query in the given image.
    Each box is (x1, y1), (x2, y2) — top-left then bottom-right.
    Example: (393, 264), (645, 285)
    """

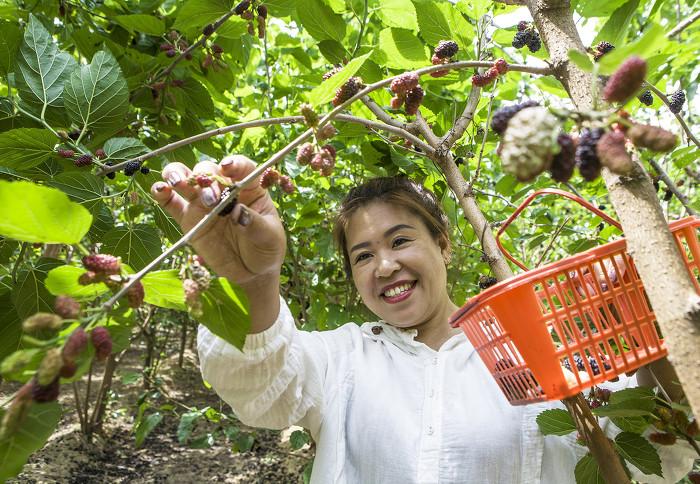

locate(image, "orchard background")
(0, 0), (699, 481)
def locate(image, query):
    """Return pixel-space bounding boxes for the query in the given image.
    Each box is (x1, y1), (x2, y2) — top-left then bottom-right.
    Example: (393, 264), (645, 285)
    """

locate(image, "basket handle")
(495, 188), (622, 271)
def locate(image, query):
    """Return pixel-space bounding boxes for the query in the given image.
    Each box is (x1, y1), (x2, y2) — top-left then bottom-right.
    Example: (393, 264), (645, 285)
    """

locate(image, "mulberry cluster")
(668, 89), (685, 114)
(161, 33), (190, 59)
(260, 168), (296, 192)
(323, 66), (343, 81)
(57, 148), (74, 158)
(390, 72), (420, 95)
(429, 40), (459, 78)
(512, 22), (541, 52)
(332, 77), (365, 107)
(637, 90), (653, 106)
(478, 275), (498, 290)
(471, 58), (510, 87)
(404, 86), (424, 116)
(183, 278), (204, 317)
(592, 41), (614, 61)
(596, 131), (634, 174)
(83, 254), (121, 275)
(124, 161), (142, 176)
(549, 133), (576, 183)
(562, 354), (611, 376)
(298, 142), (337, 177)
(576, 128), (605, 181)
(490, 100), (539, 135)
(296, 143), (315, 165)
(389, 73), (424, 115)
(602, 56), (647, 103)
(234, 0), (266, 38)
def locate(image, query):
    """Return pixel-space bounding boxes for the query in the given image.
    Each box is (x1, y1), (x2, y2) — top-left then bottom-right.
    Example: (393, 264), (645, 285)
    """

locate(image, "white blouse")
(197, 298), (696, 483)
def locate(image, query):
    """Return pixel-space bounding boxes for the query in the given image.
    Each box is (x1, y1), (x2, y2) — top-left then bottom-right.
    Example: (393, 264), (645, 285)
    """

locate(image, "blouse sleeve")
(197, 296), (331, 434)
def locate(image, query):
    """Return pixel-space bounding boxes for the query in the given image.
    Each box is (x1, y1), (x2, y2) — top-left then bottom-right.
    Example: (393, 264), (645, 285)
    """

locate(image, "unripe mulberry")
(500, 106), (560, 182)
(310, 153), (324, 171)
(549, 133), (576, 183)
(257, 5), (268, 18)
(316, 123), (337, 141)
(429, 54), (449, 78)
(160, 42), (174, 51)
(648, 432), (677, 445)
(183, 278), (203, 317)
(22, 313), (63, 333)
(124, 161), (141, 176)
(637, 90), (653, 106)
(31, 377), (60, 403)
(74, 154), (93, 167)
(434, 40), (458, 59)
(576, 128), (605, 181)
(260, 168), (281, 188)
(486, 67), (500, 80)
(95, 148), (106, 159)
(195, 174), (213, 188)
(280, 175), (295, 193)
(491, 101), (539, 135)
(83, 254), (121, 275)
(332, 77), (364, 107)
(0, 384), (32, 440)
(471, 74), (492, 87)
(404, 87), (424, 116)
(57, 148), (75, 158)
(494, 58), (508, 74)
(668, 89), (685, 114)
(54, 295), (80, 319)
(596, 131), (634, 174)
(63, 327), (88, 360)
(593, 41), (614, 61)
(190, 263), (212, 291)
(512, 30), (531, 49)
(91, 327), (113, 361)
(37, 349), (64, 386)
(390, 72), (420, 95)
(59, 360), (77, 379)
(627, 124), (678, 152)
(517, 21), (528, 31)
(300, 103), (319, 127)
(202, 23), (215, 36)
(390, 96), (404, 109)
(296, 143), (315, 165)
(603, 56), (647, 103)
(126, 280), (145, 308)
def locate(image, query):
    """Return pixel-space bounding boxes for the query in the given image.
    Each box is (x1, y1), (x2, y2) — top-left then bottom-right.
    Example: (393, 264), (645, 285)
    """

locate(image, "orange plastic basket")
(449, 189), (700, 405)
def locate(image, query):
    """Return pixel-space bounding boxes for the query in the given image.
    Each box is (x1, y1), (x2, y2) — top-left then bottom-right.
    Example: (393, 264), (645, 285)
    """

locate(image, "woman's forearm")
(238, 272), (282, 334)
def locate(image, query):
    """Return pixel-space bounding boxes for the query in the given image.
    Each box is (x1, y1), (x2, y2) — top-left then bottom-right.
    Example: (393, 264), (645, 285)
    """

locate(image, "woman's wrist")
(236, 271), (282, 334)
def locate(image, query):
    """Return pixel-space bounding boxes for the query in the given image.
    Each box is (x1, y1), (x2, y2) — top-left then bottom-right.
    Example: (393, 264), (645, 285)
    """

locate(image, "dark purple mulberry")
(549, 133), (576, 183)
(668, 89), (685, 114)
(74, 154), (93, 167)
(490, 100), (539, 135)
(593, 41), (614, 61)
(140, 166), (150, 174)
(202, 23), (215, 36)
(332, 77), (364, 107)
(526, 33), (541, 53)
(404, 86), (424, 116)
(637, 90), (653, 106)
(124, 161), (141, 176)
(576, 128), (605, 181)
(434, 40), (458, 59)
(478, 275), (498, 289)
(105, 161), (116, 179)
(234, 0), (250, 14)
(257, 5), (267, 18)
(31, 377), (60, 403)
(512, 30), (531, 49)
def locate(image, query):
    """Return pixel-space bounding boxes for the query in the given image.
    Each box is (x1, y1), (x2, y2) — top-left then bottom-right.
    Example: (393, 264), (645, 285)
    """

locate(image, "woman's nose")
(374, 252), (401, 278)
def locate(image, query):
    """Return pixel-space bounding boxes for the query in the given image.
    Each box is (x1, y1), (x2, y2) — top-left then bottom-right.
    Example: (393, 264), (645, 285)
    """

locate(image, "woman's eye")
(393, 237), (410, 248)
(355, 253), (370, 263)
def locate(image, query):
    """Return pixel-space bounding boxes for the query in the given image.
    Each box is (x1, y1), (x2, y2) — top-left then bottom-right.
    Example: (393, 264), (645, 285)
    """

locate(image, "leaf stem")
(12, 242), (29, 284)
(351, 0), (369, 59)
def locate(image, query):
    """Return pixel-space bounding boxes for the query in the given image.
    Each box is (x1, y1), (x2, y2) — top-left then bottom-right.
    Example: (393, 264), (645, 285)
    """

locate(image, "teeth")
(384, 283), (413, 297)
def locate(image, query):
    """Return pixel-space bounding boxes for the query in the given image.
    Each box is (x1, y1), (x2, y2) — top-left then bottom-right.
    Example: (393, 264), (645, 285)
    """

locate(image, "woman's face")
(345, 201), (451, 329)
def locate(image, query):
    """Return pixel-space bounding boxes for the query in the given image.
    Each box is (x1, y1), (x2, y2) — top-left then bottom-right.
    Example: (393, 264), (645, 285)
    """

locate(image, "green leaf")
(597, 23), (667, 75)
(609, 387), (655, 403)
(614, 432), (662, 476)
(102, 137), (149, 162)
(63, 50), (130, 135)
(414, 1), (474, 50)
(11, 258), (63, 319)
(152, 204), (183, 245)
(15, 14), (78, 115)
(592, 398), (655, 417)
(113, 15), (165, 36)
(0, 20), (22, 76)
(376, 0), (418, 30)
(574, 454), (604, 484)
(536, 408), (577, 436)
(0, 291), (21, 362)
(173, 0), (230, 36)
(373, 28), (429, 69)
(142, 269), (186, 310)
(101, 224), (162, 271)
(290, 429), (310, 450)
(47, 172), (105, 215)
(317, 39), (349, 64)
(134, 412), (163, 447)
(307, 51), (372, 106)
(177, 410), (202, 444)
(568, 49), (593, 72)
(593, 0), (640, 47)
(0, 180), (93, 244)
(578, 0), (629, 17)
(610, 416), (650, 434)
(176, 78), (215, 119)
(199, 277), (251, 350)
(296, 0), (346, 42)
(44, 265), (109, 299)
(0, 129), (57, 171)
(0, 402), (62, 482)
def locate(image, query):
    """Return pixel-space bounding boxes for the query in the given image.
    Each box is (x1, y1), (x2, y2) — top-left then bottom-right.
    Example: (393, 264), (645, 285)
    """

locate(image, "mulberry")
(57, 149), (74, 158)
(596, 131), (634, 174)
(78, 270), (103, 285)
(517, 21), (528, 31)
(549, 133), (576, 183)
(74, 154), (93, 167)
(592, 41), (614, 61)
(296, 143), (315, 165)
(22, 313), (63, 333)
(140, 167), (150, 175)
(280, 175), (295, 193)
(478, 275), (498, 289)
(603, 56), (647, 103)
(490, 101), (539, 135)
(63, 327), (88, 360)
(512, 30), (531, 49)
(390, 72), (420, 95)
(404, 87), (424, 116)
(500, 106), (560, 181)
(83, 254), (121, 275)
(526, 34), (541, 53)
(648, 432), (677, 445)
(195, 174), (213, 188)
(54, 295), (80, 319)
(211, 44), (224, 56)
(165, 49), (177, 58)
(316, 123), (337, 141)
(627, 124), (678, 152)
(390, 96), (404, 109)
(668, 89), (685, 114)
(257, 5), (268, 18)
(323, 66), (343, 81)
(494, 58), (508, 74)
(300, 103), (319, 127)
(218, 187), (237, 217)
(124, 161), (141, 176)
(105, 162), (116, 180)
(234, 0), (250, 14)
(332, 77), (364, 107)
(190, 263), (211, 291)
(310, 153), (324, 171)
(471, 74), (493, 87)
(31, 377), (60, 403)
(91, 327), (113, 361)
(59, 360), (77, 379)
(95, 148), (106, 159)
(637, 90), (653, 106)
(260, 168), (281, 188)
(321, 144), (336, 159)
(0, 384), (32, 440)
(202, 23), (215, 36)
(126, 280), (145, 308)
(576, 128), (605, 181)
(159, 42), (174, 51)
(434, 40), (459, 59)
(36, 349), (64, 386)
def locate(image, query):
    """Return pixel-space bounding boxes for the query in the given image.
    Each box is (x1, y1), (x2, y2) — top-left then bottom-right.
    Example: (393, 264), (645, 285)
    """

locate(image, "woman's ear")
(439, 236), (452, 265)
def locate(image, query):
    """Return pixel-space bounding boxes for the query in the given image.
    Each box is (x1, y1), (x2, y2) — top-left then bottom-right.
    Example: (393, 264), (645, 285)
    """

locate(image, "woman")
(151, 155), (695, 483)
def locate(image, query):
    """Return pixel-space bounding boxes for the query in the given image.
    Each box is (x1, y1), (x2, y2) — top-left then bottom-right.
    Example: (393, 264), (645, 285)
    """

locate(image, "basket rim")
(449, 215), (700, 327)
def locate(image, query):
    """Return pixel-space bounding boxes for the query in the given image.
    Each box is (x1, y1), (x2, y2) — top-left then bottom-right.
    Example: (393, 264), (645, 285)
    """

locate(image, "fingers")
(150, 182), (188, 224)
(219, 155), (268, 206)
(193, 160), (222, 209)
(162, 162), (197, 202)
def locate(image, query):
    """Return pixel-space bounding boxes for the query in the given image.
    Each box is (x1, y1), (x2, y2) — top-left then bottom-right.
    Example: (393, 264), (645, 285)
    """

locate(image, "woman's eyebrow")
(349, 224), (416, 253)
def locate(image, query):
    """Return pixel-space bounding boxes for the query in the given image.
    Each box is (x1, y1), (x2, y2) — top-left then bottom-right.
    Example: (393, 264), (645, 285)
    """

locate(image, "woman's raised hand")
(150, 155), (287, 284)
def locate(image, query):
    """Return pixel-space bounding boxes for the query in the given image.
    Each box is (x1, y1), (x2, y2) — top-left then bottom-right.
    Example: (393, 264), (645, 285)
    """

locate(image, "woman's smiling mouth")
(381, 280), (417, 303)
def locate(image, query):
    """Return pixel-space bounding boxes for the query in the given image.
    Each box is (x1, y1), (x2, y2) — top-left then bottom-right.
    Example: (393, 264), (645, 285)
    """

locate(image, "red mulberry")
(321, 144), (336, 160)
(296, 143), (315, 165)
(549, 133), (576, 183)
(332, 77), (364, 107)
(627, 124), (678, 153)
(74, 154), (93, 167)
(603, 56), (647, 103)
(576, 128), (605, 181)
(22, 313), (63, 333)
(91, 327), (113, 361)
(494, 58), (508, 74)
(390, 96), (404, 109)
(31, 377), (60, 403)
(597, 131), (634, 174)
(390, 72), (420, 95)
(260, 168), (281, 188)
(316, 123), (337, 141)
(59, 360), (77, 379)
(471, 74), (493, 87)
(63, 327), (88, 360)
(95, 148), (106, 159)
(126, 280), (145, 308)
(78, 270), (103, 285)
(490, 101), (539, 135)
(280, 175), (295, 193)
(160, 42), (174, 51)
(404, 87), (424, 116)
(486, 67), (500, 80)
(310, 153), (324, 171)
(83, 254), (121, 275)
(517, 21), (528, 31)
(57, 149), (74, 158)
(668, 89), (685, 114)
(54, 295), (80, 319)
(648, 432), (677, 445)
(434, 40), (458, 59)
(195, 174), (213, 187)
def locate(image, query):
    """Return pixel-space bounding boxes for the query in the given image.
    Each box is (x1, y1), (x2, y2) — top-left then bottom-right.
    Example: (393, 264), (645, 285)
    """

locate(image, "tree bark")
(527, 0), (700, 419)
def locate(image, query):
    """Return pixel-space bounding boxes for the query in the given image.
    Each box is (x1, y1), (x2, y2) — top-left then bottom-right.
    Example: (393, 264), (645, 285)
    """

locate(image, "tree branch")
(667, 9), (700, 38)
(440, 86), (482, 149)
(647, 158), (698, 216)
(643, 82), (700, 149)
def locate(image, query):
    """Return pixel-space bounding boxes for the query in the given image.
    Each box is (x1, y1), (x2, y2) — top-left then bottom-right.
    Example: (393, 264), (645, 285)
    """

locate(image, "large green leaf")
(535, 409), (577, 436)
(574, 454), (604, 484)
(152, 203), (184, 244)
(47, 172), (105, 215)
(597, 23), (667, 75)
(0, 129), (56, 171)
(0, 20), (22, 76)
(44, 265), (109, 300)
(0, 402), (62, 482)
(578, 0), (630, 17)
(135, 412), (163, 447)
(593, 0), (640, 46)
(614, 432), (662, 476)
(376, 0), (418, 30)
(373, 28), (429, 69)
(296, 0), (346, 42)
(414, 1), (474, 52)
(101, 224), (162, 271)
(199, 277), (250, 350)
(11, 258), (63, 319)
(0, 290), (21, 362)
(113, 15), (165, 36)
(173, 0), (230, 36)
(0, 180), (93, 244)
(307, 51), (373, 106)
(63, 50), (129, 135)
(175, 78), (215, 119)
(102, 137), (149, 162)
(15, 14), (78, 115)
(592, 398), (655, 417)
(142, 269), (186, 310)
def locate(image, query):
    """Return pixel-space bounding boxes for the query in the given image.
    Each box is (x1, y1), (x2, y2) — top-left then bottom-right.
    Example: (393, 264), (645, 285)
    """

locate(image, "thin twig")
(336, 114), (434, 154)
(470, 79), (498, 188)
(667, 9), (700, 38)
(351, 0), (369, 58)
(84, 361), (93, 432)
(535, 216), (570, 267)
(643, 82), (700, 149)
(648, 158), (698, 216)
(472, 188), (517, 208)
(72, 382), (86, 434)
(11, 242), (28, 284)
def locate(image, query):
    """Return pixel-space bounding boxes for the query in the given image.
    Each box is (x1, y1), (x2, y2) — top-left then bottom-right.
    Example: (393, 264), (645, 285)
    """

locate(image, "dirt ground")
(3, 344), (312, 484)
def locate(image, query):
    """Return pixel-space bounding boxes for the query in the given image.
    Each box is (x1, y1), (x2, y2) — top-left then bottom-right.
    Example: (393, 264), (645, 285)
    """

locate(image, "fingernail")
(155, 183), (167, 193)
(167, 172), (182, 186)
(221, 158), (233, 166)
(202, 188), (218, 207)
(238, 207), (251, 226)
